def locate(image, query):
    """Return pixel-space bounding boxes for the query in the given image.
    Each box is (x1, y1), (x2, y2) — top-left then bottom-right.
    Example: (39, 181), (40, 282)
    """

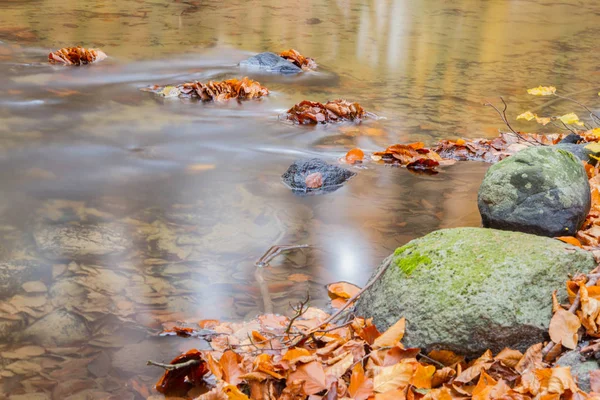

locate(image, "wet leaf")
(527, 86), (557, 96)
(327, 281), (361, 300)
(559, 113), (584, 126)
(144, 77), (269, 102)
(279, 49), (317, 71)
(305, 172), (323, 189)
(48, 46), (107, 65)
(286, 99), (367, 124)
(346, 148), (365, 163)
(555, 236), (582, 247)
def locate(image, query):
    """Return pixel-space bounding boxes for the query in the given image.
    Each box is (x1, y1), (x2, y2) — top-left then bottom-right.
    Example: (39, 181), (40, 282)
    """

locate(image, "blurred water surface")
(0, 0), (598, 397)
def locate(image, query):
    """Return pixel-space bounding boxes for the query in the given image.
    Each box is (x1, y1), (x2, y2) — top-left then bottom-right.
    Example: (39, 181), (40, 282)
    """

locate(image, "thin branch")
(255, 244), (310, 267)
(286, 294), (310, 334)
(484, 98), (545, 146)
(147, 359), (200, 370)
(554, 94), (600, 125)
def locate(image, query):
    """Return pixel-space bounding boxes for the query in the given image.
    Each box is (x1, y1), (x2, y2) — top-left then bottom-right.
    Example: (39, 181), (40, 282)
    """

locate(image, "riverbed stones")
(354, 227), (596, 357)
(282, 158), (356, 193)
(0, 260), (48, 299)
(478, 146), (590, 237)
(556, 346), (599, 393)
(240, 52), (302, 74)
(34, 222), (132, 260)
(23, 309), (89, 346)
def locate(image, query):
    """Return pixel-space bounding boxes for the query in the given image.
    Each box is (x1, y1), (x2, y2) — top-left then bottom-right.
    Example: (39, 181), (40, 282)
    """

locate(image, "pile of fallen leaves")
(279, 49), (317, 71)
(286, 100), (366, 124)
(142, 77), (269, 101)
(48, 46), (107, 65)
(153, 278), (600, 399)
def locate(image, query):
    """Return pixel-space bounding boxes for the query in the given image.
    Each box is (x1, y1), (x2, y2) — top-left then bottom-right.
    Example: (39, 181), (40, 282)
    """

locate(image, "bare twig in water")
(255, 244), (310, 267)
(542, 272), (600, 359)
(554, 94), (600, 125)
(484, 97), (545, 146)
(147, 359), (200, 370)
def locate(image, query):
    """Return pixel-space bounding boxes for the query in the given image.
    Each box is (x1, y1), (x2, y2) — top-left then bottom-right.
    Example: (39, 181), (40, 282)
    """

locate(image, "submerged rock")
(0, 260), (48, 299)
(478, 146), (590, 237)
(34, 222), (132, 260)
(240, 52), (302, 74)
(23, 309), (89, 346)
(354, 227), (595, 357)
(556, 345), (599, 393)
(282, 158), (356, 194)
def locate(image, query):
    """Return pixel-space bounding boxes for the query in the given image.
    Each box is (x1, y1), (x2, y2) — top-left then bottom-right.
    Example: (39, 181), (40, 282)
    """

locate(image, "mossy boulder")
(354, 227), (595, 357)
(478, 146), (590, 237)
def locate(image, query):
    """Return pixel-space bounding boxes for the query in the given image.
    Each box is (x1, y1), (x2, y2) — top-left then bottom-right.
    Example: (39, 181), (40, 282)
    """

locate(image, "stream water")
(0, 0), (599, 398)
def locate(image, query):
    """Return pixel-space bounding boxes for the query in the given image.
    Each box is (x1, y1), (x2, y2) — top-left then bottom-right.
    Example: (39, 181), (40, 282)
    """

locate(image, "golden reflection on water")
(0, 0), (599, 397)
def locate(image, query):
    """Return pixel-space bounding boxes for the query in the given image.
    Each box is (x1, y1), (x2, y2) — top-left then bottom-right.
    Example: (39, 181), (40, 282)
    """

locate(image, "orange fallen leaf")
(548, 308), (581, 349)
(287, 361), (327, 395)
(555, 236), (582, 247)
(49, 46), (107, 65)
(373, 318), (405, 349)
(346, 148), (365, 163)
(348, 363), (374, 400)
(327, 281), (361, 300)
(410, 363), (435, 389)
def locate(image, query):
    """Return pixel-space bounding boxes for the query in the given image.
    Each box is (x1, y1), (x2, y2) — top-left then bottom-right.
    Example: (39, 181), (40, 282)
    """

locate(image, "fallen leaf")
(373, 318), (405, 349)
(548, 308), (580, 349)
(555, 236), (582, 247)
(373, 362), (413, 393)
(348, 363), (374, 400)
(527, 86), (557, 96)
(346, 148), (365, 163)
(288, 361), (327, 395)
(279, 49), (317, 71)
(287, 99), (367, 124)
(305, 172), (323, 189)
(327, 281), (361, 300)
(49, 46), (107, 65)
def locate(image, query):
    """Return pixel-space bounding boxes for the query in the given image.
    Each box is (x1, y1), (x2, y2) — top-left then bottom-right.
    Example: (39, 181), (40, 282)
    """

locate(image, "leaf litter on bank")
(142, 77), (269, 102)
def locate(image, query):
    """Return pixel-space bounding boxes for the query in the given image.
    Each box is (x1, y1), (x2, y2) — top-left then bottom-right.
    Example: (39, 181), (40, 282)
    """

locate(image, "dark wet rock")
(354, 227), (595, 357)
(559, 133), (583, 145)
(282, 158), (356, 194)
(34, 222), (132, 260)
(23, 309), (89, 346)
(478, 146), (590, 237)
(240, 52), (302, 74)
(555, 142), (600, 166)
(556, 345), (599, 393)
(0, 260), (48, 299)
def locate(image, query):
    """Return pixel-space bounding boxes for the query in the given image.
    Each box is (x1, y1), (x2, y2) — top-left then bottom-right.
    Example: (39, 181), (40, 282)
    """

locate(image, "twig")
(255, 244), (310, 267)
(554, 94), (600, 125)
(542, 274), (600, 358)
(286, 294), (311, 334)
(147, 359), (200, 370)
(484, 97), (545, 146)
(418, 352), (446, 368)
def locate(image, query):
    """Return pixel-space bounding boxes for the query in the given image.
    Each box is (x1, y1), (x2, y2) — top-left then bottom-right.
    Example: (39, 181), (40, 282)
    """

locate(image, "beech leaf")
(548, 308), (580, 349)
(527, 86), (557, 96)
(373, 317), (406, 349)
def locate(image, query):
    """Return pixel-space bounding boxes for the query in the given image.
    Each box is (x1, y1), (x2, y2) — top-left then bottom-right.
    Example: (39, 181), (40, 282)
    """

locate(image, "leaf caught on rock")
(48, 46), (107, 65)
(345, 148), (365, 164)
(286, 99), (366, 124)
(279, 49), (317, 71)
(143, 77), (269, 102)
(327, 281), (361, 300)
(548, 308), (581, 349)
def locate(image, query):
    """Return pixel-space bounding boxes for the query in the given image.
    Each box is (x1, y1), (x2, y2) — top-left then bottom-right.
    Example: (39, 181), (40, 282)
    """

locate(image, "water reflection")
(1, 0), (599, 397)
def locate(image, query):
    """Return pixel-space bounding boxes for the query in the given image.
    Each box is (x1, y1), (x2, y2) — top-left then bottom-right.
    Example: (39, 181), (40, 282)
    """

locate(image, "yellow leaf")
(591, 128), (600, 137)
(585, 142), (600, 153)
(558, 112), (581, 125)
(410, 363), (436, 389)
(373, 362), (413, 393)
(373, 318), (405, 349)
(527, 86), (557, 96)
(548, 308), (580, 349)
(223, 384), (250, 400)
(535, 116), (552, 125)
(517, 111), (536, 121)
(159, 86), (181, 98)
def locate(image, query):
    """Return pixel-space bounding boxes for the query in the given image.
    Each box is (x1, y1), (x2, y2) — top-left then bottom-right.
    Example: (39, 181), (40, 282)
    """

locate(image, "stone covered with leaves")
(478, 146), (591, 237)
(354, 227), (596, 357)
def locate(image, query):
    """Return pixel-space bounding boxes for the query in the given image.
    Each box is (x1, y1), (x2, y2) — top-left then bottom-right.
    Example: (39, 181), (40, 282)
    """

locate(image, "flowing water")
(0, 0), (599, 398)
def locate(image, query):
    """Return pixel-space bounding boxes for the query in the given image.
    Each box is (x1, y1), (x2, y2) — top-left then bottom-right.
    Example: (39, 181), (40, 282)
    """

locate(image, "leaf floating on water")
(143, 77), (269, 102)
(48, 46), (107, 65)
(286, 99), (367, 124)
(527, 86), (557, 96)
(327, 281), (361, 300)
(279, 49), (317, 71)
(558, 112), (585, 126)
(345, 148), (365, 164)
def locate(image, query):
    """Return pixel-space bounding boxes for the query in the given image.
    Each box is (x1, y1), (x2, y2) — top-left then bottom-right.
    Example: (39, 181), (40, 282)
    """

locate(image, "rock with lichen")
(354, 227), (595, 357)
(478, 146), (590, 237)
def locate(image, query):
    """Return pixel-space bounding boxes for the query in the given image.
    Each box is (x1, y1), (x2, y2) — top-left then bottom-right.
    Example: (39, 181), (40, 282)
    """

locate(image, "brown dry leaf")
(287, 361), (328, 395)
(373, 362), (413, 393)
(286, 99), (367, 124)
(373, 318), (405, 349)
(547, 367), (579, 394)
(427, 350), (464, 367)
(376, 389), (407, 400)
(1, 345), (45, 359)
(579, 283), (600, 334)
(49, 46), (107, 65)
(253, 353), (284, 380)
(220, 350), (243, 386)
(305, 172), (323, 189)
(431, 367), (455, 388)
(515, 343), (543, 374)
(348, 363), (374, 400)
(410, 363), (435, 389)
(548, 308), (581, 349)
(324, 352), (354, 379)
(494, 348), (523, 368)
(590, 370), (600, 393)
(279, 49), (317, 71)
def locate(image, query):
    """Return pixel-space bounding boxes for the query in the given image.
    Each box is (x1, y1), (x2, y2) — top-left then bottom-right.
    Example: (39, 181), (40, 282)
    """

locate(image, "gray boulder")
(282, 158), (356, 194)
(556, 346), (599, 393)
(240, 52), (302, 74)
(478, 146), (590, 237)
(555, 142), (600, 166)
(354, 227), (595, 357)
